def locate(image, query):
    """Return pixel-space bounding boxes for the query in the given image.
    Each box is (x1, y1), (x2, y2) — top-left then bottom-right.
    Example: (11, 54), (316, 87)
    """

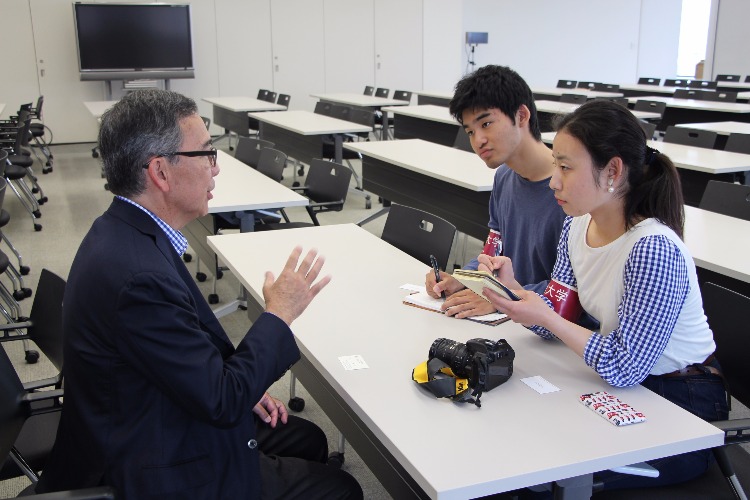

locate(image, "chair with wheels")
(379, 204), (457, 270)
(27, 97), (54, 174)
(556, 80), (577, 89)
(0, 178), (32, 301)
(592, 283), (750, 500)
(329, 107), (373, 208)
(638, 77), (661, 85)
(664, 126), (718, 149)
(560, 93), (587, 104)
(699, 181), (750, 221)
(716, 75), (740, 82)
(234, 137), (275, 170)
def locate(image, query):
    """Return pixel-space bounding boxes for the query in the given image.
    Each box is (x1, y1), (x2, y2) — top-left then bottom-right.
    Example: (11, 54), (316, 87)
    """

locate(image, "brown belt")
(660, 354), (721, 378)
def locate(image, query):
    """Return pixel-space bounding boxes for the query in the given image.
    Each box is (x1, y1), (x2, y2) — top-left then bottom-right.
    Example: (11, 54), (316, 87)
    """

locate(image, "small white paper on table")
(400, 283), (425, 293)
(521, 376), (560, 394)
(339, 355), (369, 371)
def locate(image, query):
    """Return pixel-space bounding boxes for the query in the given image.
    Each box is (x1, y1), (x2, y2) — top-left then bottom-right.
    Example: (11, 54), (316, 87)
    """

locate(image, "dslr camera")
(429, 337), (515, 402)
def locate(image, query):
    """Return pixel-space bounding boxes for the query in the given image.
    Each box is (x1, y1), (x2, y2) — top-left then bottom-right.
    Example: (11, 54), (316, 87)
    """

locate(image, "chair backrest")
(699, 180), (750, 221)
(674, 88), (704, 99)
(453, 128), (473, 152)
(305, 159), (353, 205)
(633, 99), (667, 116)
(348, 108), (375, 128)
(702, 91), (737, 102)
(746, 76), (750, 83)
(267, 91), (278, 103)
(664, 78), (689, 87)
(380, 204), (456, 270)
(393, 90), (412, 102)
(688, 79), (717, 89)
(702, 283), (750, 407)
(560, 93), (587, 104)
(663, 126), (718, 149)
(0, 347), (28, 469)
(200, 116), (211, 129)
(276, 93), (291, 107)
(363, 86), (374, 96)
(576, 81), (597, 89)
(33, 96), (44, 120)
(638, 120), (657, 140)
(556, 79), (577, 89)
(724, 133), (750, 155)
(314, 101), (332, 116)
(592, 83), (620, 92)
(256, 148), (287, 182)
(638, 77), (661, 85)
(375, 87), (390, 98)
(330, 104), (351, 121)
(594, 96), (629, 106)
(716, 74), (740, 82)
(26, 269), (67, 372)
(0, 151), (7, 179)
(257, 89), (271, 101)
(235, 137), (274, 169)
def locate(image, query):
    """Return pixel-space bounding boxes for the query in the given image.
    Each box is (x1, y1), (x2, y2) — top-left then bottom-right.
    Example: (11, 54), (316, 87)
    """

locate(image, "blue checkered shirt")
(529, 217), (689, 387)
(116, 196), (189, 257)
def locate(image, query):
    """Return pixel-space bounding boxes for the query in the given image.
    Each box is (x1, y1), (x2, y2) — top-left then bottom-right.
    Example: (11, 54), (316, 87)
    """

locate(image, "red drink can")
(482, 229), (503, 257)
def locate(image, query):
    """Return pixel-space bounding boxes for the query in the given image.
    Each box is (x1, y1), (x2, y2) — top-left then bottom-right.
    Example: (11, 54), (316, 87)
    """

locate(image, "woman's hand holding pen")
(477, 254), (521, 289)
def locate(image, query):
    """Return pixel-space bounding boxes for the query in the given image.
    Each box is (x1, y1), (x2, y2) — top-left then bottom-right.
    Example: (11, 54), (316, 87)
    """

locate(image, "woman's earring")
(607, 178), (614, 193)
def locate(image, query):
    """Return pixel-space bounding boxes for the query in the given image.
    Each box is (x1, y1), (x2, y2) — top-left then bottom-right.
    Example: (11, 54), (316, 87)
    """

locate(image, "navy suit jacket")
(37, 198), (300, 499)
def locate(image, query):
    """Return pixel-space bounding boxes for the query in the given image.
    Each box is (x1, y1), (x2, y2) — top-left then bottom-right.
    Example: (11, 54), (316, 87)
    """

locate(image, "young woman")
(481, 100), (728, 490)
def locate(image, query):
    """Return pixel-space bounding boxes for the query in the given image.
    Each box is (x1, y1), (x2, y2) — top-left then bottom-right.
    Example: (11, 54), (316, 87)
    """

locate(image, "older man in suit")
(36, 90), (362, 499)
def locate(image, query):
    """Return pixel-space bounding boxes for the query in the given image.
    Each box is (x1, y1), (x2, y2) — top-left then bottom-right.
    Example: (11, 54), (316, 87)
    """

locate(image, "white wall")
(706, 0), (750, 78)
(637, 0), (682, 80)
(423, 0), (463, 92)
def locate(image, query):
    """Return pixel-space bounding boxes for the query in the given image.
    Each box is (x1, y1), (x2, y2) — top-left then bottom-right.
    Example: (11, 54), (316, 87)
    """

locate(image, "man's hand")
(477, 255), (521, 290)
(253, 392), (288, 428)
(263, 246), (331, 326)
(441, 289), (498, 318)
(425, 271), (465, 299)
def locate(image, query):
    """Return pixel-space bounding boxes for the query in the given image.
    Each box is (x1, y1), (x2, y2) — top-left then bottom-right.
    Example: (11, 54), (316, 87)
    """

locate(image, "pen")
(430, 254), (446, 299)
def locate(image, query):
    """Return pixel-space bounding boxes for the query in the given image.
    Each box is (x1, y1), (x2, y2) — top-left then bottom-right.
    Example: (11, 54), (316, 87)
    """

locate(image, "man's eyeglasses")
(142, 147), (217, 169)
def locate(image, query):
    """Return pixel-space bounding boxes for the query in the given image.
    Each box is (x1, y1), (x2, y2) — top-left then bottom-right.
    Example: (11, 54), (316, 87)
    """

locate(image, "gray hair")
(98, 89), (198, 197)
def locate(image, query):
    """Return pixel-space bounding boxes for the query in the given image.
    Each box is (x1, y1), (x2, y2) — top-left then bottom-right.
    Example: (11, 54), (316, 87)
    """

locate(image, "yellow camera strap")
(412, 358), (477, 405)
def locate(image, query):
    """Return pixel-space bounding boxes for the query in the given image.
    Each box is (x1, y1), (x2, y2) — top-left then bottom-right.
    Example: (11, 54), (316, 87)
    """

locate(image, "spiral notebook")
(402, 287), (509, 326)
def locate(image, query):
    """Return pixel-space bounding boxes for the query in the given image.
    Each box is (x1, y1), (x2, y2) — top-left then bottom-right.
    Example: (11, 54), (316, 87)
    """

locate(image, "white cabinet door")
(270, 0), (326, 111)
(323, 0), (375, 94)
(373, 0), (423, 98)
(0, 0), (40, 120)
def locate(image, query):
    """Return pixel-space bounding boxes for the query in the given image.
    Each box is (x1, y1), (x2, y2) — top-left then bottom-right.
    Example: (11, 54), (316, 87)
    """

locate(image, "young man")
(36, 90), (362, 500)
(425, 65), (565, 318)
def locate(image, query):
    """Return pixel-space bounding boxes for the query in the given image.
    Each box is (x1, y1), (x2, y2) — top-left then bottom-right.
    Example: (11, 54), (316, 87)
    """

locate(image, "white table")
(541, 131), (750, 206)
(532, 86), (625, 99)
(344, 138), (493, 240)
(248, 110), (371, 165)
(207, 224), (722, 500)
(381, 104), (460, 146)
(535, 100), (661, 121)
(624, 96), (750, 129)
(310, 92), (410, 140)
(182, 150), (308, 315)
(202, 96), (286, 141)
(617, 83), (677, 98)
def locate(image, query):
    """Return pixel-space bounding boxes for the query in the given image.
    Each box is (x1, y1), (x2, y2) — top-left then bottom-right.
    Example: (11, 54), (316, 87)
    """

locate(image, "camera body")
(429, 338), (514, 394)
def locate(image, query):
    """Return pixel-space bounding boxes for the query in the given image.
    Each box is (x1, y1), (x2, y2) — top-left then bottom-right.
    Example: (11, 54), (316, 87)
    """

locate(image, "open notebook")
(402, 286), (509, 326)
(452, 269), (521, 301)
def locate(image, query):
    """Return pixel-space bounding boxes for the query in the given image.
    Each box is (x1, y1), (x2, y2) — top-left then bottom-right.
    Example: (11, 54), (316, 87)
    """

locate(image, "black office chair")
(556, 80), (577, 89)
(375, 87), (390, 98)
(594, 96), (629, 106)
(329, 104), (351, 121)
(716, 75), (740, 82)
(257, 89), (277, 103)
(674, 88), (705, 99)
(393, 90), (412, 103)
(745, 76), (750, 83)
(313, 101), (332, 116)
(634, 100), (667, 119)
(689, 80), (718, 90)
(592, 83), (620, 93)
(234, 137), (275, 170)
(560, 93), (587, 104)
(576, 81), (598, 89)
(638, 120), (658, 141)
(363, 86), (374, 96)
(593, 283), (750, 500)
(725, 133), (750, 155)
(664, 126), (718, 149)
(703, 91), (738, 103)
(638, 77), (661, 85)
(256, 159), (353, 229)
(0, 347), (117, 498)
(378, 204), (457, 270)
(453, 128), (473, 152)
(664, 78), (690, 87)
(276, 93), (291, 108)
(26, 97), (54, 174)
(699, 181), (750, 221)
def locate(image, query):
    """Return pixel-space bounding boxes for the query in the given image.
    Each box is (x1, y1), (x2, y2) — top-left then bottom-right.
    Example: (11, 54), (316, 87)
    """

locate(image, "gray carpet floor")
(1, 141), (747, 499)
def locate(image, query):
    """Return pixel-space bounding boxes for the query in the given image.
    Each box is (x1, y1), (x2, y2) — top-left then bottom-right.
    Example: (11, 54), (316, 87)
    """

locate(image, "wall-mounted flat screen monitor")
(74, 3), (195, 81)
(465, 32), (489, 45)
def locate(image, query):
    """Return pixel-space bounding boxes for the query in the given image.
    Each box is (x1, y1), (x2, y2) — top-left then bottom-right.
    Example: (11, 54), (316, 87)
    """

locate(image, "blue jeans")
(595, 359), (729, 491)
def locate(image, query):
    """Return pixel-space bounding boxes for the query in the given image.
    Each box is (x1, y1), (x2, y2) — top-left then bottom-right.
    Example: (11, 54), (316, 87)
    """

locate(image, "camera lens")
(429, 338), (472, 378)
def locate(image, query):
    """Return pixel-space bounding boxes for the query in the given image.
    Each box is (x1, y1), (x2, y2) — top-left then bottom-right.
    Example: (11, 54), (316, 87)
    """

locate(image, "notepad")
(402, 287), (509, 326)
(452, 269), (521, 302)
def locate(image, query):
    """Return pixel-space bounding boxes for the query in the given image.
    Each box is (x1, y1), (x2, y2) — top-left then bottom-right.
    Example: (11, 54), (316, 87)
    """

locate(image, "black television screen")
(74, 3), (195, 81)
